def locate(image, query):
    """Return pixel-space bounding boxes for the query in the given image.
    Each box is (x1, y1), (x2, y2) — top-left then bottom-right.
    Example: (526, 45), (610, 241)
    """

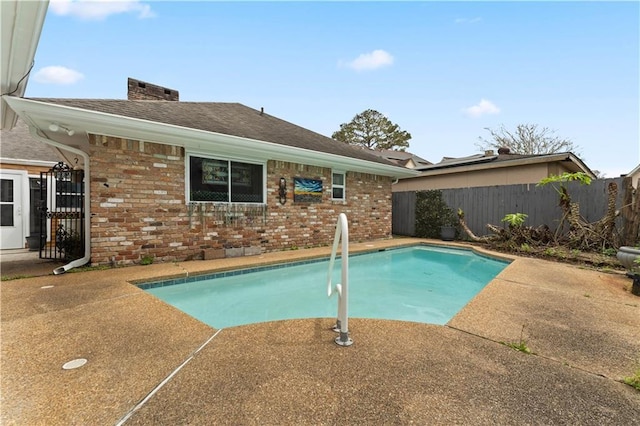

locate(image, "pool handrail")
(327, 213), (353, 347)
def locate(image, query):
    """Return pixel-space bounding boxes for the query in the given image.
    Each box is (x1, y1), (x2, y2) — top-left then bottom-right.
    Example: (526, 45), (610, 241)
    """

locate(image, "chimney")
(484, 149), (495, 156)
(127, 78), (179, 101)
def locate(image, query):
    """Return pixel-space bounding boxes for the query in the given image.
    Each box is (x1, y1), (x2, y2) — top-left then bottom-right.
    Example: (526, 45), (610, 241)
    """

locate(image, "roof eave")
(561, 152), (596, 179)
(0, 0), (49, 130)
(3, 96), (419, 179)
(412, 153), (595, 178)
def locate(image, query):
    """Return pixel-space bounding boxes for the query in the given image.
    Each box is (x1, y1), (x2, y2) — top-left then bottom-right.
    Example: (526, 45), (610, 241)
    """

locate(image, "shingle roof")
(28, 99), (397, 167)
(366, 149), (432, 168)
(414, 151), (594, 177)
(0, 118), (63, 162)
(417, 153), (496, 170)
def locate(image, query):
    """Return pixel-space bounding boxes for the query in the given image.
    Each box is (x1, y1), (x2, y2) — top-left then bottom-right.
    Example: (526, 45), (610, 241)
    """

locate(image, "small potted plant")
(617, 246), (640, 296)
(26, 235), (39, 251)
(26, 234), (45, 251)
(439, 207), (459, 242)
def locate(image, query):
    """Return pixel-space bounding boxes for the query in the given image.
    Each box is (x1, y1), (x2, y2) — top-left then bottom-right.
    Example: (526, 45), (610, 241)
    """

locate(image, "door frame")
(0, 169), (29, 250)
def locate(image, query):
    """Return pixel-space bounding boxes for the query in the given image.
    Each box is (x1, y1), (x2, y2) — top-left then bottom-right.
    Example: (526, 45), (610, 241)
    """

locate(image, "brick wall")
(88, 135), (392, 266)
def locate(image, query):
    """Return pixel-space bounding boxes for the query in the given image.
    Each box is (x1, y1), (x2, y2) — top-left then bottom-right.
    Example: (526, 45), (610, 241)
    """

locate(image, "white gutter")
(28, 126), (91, 274)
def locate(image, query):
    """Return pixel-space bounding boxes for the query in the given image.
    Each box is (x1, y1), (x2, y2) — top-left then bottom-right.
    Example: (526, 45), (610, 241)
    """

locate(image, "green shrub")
(415, 190), (458, 239)
(502, 213), (528, 228)
(56, 229), (84, 261)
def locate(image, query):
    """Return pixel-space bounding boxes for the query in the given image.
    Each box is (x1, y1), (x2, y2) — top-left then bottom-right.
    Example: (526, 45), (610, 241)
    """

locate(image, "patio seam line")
(444, 324), (622, 383)
(114, 328), (224, 426)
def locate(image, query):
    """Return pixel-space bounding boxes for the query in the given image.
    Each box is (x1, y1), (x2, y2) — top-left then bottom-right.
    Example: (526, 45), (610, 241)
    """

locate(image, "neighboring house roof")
(365, 149), (432, 169)
(0, 118), (63, 164)
(0, 0), (48, 130)
(627, 163), (640, 176)
(414, 151), (596, 178)
(3, 97), (420, 179)
(627, 163), (640, 188)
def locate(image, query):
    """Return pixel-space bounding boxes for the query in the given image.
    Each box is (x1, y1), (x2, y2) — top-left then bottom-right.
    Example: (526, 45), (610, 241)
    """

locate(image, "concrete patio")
(1, 239), (639, 425)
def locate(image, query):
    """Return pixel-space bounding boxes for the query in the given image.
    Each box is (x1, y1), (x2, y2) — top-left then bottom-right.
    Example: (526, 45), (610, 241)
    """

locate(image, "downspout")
(29, 126), (91, 274)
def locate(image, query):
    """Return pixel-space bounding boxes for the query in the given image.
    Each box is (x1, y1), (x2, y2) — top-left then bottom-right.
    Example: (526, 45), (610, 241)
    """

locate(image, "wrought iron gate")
(39, 162), (85, 261)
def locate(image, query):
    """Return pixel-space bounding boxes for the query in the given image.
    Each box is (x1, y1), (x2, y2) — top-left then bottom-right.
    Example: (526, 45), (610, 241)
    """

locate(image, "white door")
(0, 174), (24, 249)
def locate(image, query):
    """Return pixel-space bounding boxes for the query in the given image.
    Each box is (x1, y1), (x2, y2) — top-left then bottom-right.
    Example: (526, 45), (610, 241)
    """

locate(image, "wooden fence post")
(621, 177), (640, 246)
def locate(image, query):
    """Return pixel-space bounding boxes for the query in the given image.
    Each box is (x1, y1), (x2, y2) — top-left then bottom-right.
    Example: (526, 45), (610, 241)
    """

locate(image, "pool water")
(143, 245), (508, 328)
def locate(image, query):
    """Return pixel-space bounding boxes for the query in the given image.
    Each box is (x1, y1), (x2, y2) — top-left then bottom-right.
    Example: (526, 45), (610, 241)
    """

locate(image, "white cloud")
(343, 49), (394, 71)
(463, 99), (500, 118)
(49, 0), (155, 20)
(454, 17), (482, 24)
(33, 66), (84, 85)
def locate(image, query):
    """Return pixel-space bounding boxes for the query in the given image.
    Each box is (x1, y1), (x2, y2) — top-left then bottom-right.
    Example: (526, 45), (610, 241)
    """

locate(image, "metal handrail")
(327, 213), (353, 346)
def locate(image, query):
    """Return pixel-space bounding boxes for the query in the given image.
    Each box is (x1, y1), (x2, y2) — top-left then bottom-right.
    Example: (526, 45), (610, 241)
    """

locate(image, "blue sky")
(27, 1), (639, 178)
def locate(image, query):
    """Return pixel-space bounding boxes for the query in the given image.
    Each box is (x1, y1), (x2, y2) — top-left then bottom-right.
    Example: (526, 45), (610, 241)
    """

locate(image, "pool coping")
(136, 242), (512, 290)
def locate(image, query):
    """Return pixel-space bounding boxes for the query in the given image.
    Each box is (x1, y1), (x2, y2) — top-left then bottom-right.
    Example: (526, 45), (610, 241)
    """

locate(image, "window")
(332, 171), (345, 200)
(189, 155), (264, 203)
(0, 179), (14, 226)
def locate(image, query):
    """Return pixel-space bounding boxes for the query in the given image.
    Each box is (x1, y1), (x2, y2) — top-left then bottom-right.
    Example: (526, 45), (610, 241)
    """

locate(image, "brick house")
(4, 79), (417, 269)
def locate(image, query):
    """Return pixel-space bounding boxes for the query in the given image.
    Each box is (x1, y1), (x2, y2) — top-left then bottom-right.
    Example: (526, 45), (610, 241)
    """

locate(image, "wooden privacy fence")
(393, 177), (629, 242)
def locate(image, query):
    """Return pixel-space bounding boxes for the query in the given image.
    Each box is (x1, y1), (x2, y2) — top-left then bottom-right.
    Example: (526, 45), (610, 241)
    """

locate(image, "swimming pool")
(142, 245), (508, 328)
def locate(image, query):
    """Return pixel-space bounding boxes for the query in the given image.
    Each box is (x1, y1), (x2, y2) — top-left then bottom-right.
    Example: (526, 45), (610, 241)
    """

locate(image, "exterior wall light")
(49, 123), (75, 136)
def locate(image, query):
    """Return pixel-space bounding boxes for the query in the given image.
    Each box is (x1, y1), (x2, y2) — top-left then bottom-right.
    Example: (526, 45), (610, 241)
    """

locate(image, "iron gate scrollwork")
(39, 162), (85, 261)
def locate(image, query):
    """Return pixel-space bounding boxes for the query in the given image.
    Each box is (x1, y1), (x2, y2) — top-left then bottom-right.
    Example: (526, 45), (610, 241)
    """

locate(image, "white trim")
(0, 157), (58, 167)
(1, 0), (49, 130)
(3, 97), (420, 180)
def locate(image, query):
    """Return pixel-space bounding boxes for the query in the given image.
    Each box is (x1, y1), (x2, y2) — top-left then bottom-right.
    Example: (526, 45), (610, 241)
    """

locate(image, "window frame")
(331, 170), (346, 201)
(186, 153), (266, 204)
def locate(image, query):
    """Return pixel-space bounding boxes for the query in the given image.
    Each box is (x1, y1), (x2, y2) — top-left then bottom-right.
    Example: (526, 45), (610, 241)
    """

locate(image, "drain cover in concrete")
(62, 358), (87, 370)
